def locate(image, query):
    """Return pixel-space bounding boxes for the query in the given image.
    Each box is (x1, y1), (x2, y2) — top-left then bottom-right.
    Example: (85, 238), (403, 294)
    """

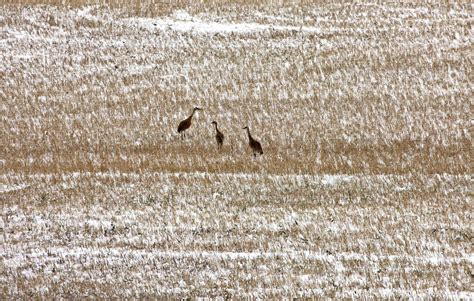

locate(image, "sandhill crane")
(243, 126), (263, 158)
(177, 107), (202, 139)
(211, 121), (224, 149)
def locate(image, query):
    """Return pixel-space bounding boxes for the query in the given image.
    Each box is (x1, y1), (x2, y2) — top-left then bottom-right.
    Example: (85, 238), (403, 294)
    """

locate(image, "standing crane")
(177, 107), (202, 140)
(211, 121), (224, 149)
(243, 126), (263, 157)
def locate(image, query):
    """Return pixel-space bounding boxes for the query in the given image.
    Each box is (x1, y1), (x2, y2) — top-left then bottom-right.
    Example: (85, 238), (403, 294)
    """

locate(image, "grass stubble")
(1, 1), (473, 299)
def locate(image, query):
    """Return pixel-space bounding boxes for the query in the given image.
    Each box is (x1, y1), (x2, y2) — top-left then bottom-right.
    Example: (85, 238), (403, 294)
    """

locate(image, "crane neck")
(246, 128), (253, 140)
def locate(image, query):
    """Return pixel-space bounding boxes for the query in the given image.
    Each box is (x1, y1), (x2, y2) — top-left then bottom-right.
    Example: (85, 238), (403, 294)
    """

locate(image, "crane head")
(193, 107), (202, 111)
(242, 126), (248, 130)
(211, 121), (217, 125)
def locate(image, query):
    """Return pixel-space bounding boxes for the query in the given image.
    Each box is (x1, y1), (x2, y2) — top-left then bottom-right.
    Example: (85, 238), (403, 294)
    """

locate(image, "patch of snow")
(121, 16), (322, 34)
(321, 174), (354, 186)
(173, 10), (195, 22)
(0, 184), (28, 193)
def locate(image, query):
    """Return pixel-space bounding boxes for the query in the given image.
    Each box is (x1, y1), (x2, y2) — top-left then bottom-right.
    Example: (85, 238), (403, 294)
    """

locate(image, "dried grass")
(1, 1), (472, 299)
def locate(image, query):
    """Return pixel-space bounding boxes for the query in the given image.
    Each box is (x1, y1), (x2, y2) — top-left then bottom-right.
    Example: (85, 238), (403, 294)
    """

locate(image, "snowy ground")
(1, 2), (473, 299)
(2, 171), (472, 298)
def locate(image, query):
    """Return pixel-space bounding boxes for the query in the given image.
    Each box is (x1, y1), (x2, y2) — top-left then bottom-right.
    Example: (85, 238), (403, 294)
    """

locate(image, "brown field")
(1, 1), (473, 299)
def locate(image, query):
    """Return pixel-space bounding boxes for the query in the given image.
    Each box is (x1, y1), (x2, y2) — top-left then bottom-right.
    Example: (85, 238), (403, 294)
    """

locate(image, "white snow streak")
(5, 246), (473, 266)
(122, 16), (321, 34)
(0, 184), (28, 193)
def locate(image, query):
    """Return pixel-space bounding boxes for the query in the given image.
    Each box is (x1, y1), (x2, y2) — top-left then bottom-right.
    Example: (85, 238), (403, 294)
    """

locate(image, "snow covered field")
(2, 171), (473, 298)
(1, 2), (473, 299)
